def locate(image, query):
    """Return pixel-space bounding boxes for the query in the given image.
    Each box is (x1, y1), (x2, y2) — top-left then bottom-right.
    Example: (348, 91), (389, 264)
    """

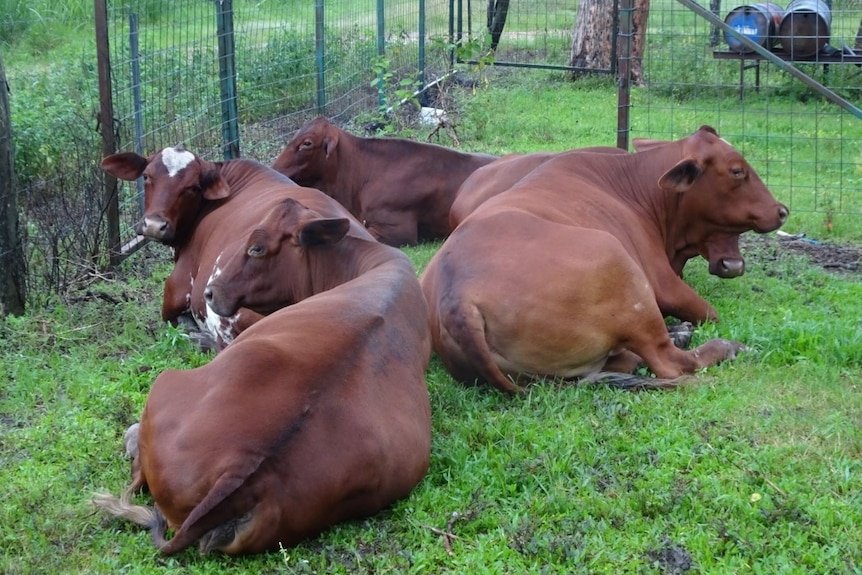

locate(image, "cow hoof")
(667, 322), (693, 349)
(725, 340), (748, 359)
(123, 423), (140, 460)
(715, 339), (748, 360)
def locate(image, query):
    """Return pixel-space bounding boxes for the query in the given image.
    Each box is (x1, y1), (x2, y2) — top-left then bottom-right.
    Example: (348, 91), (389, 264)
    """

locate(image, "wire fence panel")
(5, 0), (862, 303)
(455, 0), (585, 70)
(104, 0), (456, 248)
(628, 0), (862, 235)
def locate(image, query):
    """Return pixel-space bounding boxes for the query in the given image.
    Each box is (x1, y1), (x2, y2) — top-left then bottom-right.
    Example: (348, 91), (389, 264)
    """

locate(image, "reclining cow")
(421, 125), (789, 394)
(100, 147), (372, 349)
(93, 198), (431, 555)
(450, 143), (752, 289)
(271, 116), (497, 247)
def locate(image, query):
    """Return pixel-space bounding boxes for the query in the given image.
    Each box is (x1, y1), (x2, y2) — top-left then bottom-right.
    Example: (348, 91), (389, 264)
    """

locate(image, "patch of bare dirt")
(741, 234), (862, 276)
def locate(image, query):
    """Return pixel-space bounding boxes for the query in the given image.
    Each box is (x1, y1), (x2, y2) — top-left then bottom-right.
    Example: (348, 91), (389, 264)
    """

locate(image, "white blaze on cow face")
(161, 146), (195, 177)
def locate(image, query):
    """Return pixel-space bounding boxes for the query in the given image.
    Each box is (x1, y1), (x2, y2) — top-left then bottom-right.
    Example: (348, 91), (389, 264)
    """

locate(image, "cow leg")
(364, 213), (419, 247)
(653, 273), (719, 324)
(631, 331), (745, 379)
(602, 351), (644, 373)
(161, 269), (192, 323)
(667, 321), (693, 349)
(123, 423), (140, 460)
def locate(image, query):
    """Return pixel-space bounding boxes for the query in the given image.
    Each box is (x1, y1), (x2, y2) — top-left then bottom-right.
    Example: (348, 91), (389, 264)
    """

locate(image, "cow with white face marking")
(101, 147), (373, 349)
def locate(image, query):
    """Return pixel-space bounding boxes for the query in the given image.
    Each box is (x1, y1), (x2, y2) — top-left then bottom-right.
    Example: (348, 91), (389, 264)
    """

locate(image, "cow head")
(204, 198), (351, 317)
(658, 126), (789, 235)
(270, 116), (340, 188)
(651, 126), (788, 277)
(100, 146), (230, 246)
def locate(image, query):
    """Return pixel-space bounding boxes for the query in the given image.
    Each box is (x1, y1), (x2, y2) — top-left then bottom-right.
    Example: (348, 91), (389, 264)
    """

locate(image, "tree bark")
(0, 54), (26, 316)
(630, 0), (650, 86)
(569, 0), (648, 87)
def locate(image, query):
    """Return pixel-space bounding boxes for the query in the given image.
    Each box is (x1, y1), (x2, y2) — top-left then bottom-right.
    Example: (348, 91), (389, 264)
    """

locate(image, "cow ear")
(323, 135), (338, 158)
(100, 152), (149, 181)
(297, 217), (350, 247)
(199, 163), (232, 200)
(658, 158), (703, 192)
(632, 138), (671, 152)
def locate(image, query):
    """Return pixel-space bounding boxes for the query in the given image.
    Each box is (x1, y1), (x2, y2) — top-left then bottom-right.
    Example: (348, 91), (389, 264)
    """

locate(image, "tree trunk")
(630, 0), (650, 86)
(487, 0), (511, 52)
(0, 55), (26, 316)
(569, 0), (648, 87)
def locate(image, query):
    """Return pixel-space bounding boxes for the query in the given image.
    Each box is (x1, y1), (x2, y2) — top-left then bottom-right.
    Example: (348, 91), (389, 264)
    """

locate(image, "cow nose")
(138, 216), (170, 239)
(778, 204), (789, 224)
(204, 286), (213, 303)
(720, 258), (745, 278)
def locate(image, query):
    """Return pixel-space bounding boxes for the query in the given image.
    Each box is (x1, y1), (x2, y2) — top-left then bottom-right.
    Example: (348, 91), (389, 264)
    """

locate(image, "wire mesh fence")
(629, 0), (862, 235)
(4, 0), (862, 304)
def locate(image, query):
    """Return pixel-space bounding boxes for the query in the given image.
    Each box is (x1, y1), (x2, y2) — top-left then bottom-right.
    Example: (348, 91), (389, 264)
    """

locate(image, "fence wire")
(4, 0), (862, 304)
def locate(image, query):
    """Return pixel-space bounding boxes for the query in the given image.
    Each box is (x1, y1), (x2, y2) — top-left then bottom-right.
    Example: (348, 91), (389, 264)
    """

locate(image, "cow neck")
(302, 236), (396, 300)
(620, 146), (685, 256)
(322, 131), (366, 215)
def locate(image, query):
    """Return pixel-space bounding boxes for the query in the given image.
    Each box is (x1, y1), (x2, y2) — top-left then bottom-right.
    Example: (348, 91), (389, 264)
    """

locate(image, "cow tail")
(91, 486), (169, 545)
(578, 371), (692, 390)
(440, 300), (525, 395)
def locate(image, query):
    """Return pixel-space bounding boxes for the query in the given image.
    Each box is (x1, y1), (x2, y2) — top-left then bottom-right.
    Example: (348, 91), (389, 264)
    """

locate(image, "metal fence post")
(418, 0), (426, 86)
(315, 0), (326, 115)
(377, 0), (386, 110)
(129, 13), (145, 214)
(216, 0), (240, 159)
(616, 0), (632, 150)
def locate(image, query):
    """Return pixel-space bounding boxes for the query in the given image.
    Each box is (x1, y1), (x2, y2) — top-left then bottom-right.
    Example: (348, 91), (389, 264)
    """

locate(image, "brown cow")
(271, 116), (497, 247)
(101, 147), (373, 349)
(421, 125), (788, 394)
(450, 145), (749, 284)
(93, 199), (431, 555)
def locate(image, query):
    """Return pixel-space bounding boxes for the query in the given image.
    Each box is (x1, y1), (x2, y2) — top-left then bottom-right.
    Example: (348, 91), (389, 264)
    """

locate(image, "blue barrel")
(724, 3), (785, 53)
(778, 0), (832, 57)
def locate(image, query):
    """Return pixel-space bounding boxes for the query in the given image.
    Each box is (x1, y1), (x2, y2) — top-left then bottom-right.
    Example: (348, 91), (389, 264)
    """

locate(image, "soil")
(742, 234), (862, 276)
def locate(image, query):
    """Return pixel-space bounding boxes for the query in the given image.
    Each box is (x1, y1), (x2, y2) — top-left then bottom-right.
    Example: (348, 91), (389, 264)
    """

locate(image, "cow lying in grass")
(93, 198), (431, 555)
(271, 115), (497, 246)
(100, 147), (372, 349)
(421, 126), (789, 393)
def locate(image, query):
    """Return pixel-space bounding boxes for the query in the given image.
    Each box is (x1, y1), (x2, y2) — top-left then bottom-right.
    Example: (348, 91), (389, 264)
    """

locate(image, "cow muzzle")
(204, 284), (237, 318)
(135, 215), (172, 242)
(710, 257), (745, 278)
(755, 203), (790, 233)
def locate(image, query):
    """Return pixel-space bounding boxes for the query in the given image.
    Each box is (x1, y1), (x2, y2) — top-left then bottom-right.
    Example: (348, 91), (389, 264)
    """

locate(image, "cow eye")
(730, 167), (745, 179)
(247, 244), (265, 258)
(299, 139), (313, 150)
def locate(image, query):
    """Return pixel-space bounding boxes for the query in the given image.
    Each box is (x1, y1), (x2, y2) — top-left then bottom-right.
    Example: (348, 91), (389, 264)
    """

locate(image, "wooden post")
(95, 0), (122, 267)
(0, 54), (26, 316)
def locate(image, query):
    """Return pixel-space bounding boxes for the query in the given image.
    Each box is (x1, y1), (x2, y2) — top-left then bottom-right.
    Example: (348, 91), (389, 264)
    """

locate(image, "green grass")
(2, 218), (861, 574)
(3, 4), (862, 572)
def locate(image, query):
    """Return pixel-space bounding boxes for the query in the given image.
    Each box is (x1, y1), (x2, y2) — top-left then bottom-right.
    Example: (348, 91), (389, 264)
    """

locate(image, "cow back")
(136, 239), (430, 554)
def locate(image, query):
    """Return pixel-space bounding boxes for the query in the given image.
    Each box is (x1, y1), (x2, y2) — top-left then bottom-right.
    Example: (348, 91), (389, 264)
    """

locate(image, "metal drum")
(778, 0), (832, 57)
(724, 3), (785, 53)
